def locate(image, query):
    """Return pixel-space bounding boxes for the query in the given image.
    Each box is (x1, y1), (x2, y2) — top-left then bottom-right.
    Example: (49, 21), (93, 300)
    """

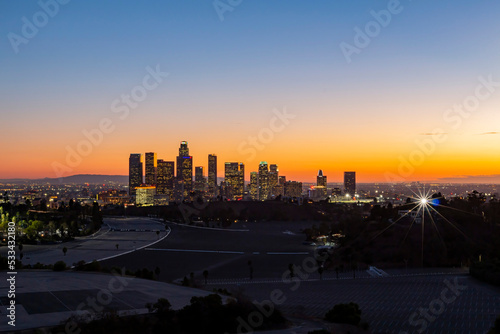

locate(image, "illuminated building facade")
(284, 181), (302, 197)
(176, 141), (193, 197)
(208, 154), (217, 198)
(316, 169), (327, 198)
(344, 171), (356, 198)
(145, 152), (157, 186)
(224, 162), (244, 199)
(249, 171), (258, 200)
(258, 161), (269, 201)
(135, 186), (156, 206)
(128, 153), (143, 195)
(194, 166), (206, 193)
(269, 164), (279, 198)
(157, 160), (175, 199)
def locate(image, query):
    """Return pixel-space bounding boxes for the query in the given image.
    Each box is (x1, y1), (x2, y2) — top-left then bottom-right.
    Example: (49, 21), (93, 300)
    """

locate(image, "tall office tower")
(268, 164), (279, 198)
(176, 141), (193, 197)
(129, 153), (143, 196)
(317, 170), (327, 187)
(316, 169), (327, 198)
(344, 171), (356, 198)
(224, 162), (244, 199)
(237, 163), (244, 198)
(173, 179), (185, 203)
(249, 172), (258, 200)
(276, 175), (286, 197)
(194, 166), (206, 193)
(157, 160), (175, 197)
(145, 152), (157, 186)
(284, 181), (303, 197)
(208, 154), (217, 197)
(179, 141), (189, 157)
(258, 161), (269, 201)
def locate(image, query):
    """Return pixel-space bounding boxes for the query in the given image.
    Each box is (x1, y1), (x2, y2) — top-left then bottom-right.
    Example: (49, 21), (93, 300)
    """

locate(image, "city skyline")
(2, 2), (500, 182)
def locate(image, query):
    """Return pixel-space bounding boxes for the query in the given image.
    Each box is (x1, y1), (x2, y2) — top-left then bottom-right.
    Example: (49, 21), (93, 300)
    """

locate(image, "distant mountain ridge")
(0, 174), (128, 184)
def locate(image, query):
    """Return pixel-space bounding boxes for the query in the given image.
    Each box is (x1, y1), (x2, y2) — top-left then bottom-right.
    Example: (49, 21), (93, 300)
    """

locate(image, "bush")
(489, 314), (500, 334)
(53, 261), (67, 271)
(324, 302), (361, 326)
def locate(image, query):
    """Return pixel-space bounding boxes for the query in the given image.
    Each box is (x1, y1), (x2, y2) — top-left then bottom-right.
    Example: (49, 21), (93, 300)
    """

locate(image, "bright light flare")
(420, 198), (428, 205)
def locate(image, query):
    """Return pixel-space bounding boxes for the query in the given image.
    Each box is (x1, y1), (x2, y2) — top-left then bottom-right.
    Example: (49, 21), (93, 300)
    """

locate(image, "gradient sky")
(1, 0), (500, 182)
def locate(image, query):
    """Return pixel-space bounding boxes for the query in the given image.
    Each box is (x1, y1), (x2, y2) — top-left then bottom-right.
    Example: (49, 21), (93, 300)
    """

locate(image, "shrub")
(324, 302), (361, 326)
(53, 261), (67, 271)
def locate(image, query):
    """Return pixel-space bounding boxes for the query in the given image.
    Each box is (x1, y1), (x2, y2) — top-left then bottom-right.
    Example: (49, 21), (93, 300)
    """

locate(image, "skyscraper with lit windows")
(249, 172), (258, 200)
(258, 161), (269, 201)
(176, 141), (193, 197)
(317, 169), (327, 198)
(157, 160), (175, 198)
(145, 152), (157, 186)
(208, 154), (217, 198)
(269, 164), (279, 198)
(344, 171), (356, 198)
(224, 162), (244, 200)
(129, 153), (143, 196)
(194, 166), (206, 193)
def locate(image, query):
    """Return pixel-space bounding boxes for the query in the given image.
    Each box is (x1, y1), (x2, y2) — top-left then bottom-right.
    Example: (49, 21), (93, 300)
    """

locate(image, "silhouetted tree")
(155, 266), (161, 280)
(203, 270), (208, 285)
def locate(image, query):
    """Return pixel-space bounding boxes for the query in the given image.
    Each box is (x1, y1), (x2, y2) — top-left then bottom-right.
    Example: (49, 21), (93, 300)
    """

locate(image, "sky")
(1, 0), (500, 183)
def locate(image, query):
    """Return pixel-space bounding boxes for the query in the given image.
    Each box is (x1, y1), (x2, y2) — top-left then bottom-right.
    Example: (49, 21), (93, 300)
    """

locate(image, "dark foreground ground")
(99, 220), (500, 334)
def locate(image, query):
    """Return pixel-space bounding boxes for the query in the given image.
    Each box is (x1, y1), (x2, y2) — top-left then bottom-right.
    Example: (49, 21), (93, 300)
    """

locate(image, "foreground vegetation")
(52, 294), (287, 334)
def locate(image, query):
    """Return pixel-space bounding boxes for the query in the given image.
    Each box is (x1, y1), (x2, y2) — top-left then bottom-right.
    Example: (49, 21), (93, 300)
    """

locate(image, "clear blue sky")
(1, 0), (500, 181)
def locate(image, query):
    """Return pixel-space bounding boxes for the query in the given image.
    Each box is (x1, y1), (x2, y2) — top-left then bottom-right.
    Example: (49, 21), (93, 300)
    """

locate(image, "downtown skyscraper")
(317, 169), (327, 198)
(208, 154), (217, 198)
(269, 164), (279, 198)
(128, 154), (143, 195)
(224, 162), (244, 200)
(258, 161), (269, 201)
(194, 166), (206, 193)
(344, 171), (356, 198)
(156, 160), (175, 199)
(176, 141), (193, 198)
(249, 171), (258, 200)
(145, 152), (157, 186)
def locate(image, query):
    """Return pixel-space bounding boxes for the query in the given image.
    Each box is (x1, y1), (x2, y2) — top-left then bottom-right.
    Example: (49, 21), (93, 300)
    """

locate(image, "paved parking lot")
(11, 219), (500, 333)
(209, 274), (500, 334)
(21, 217), (168, 266)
